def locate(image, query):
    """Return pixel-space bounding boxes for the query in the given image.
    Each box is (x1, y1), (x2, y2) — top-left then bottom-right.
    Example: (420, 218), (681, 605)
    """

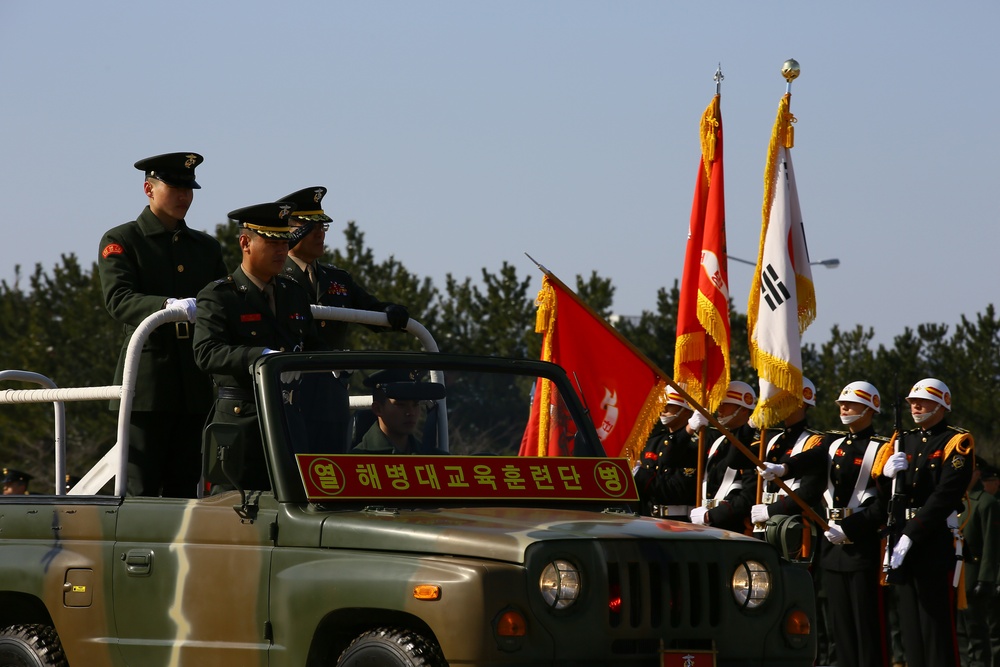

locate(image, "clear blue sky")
(2, 1), (997, 348)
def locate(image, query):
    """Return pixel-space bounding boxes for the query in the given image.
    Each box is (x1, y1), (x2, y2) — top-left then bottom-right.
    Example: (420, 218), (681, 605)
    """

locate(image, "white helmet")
(802, 377), (817, 407)
(907, 378), (952, 411)
(664, 388), (691, 410)
(721, 381), (756, 411)
(837, 381), (881, 413)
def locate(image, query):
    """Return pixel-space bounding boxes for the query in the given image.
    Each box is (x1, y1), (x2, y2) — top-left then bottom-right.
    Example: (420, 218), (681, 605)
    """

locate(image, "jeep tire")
(337, 627), (445, 667)
(0, 624), (68, 667)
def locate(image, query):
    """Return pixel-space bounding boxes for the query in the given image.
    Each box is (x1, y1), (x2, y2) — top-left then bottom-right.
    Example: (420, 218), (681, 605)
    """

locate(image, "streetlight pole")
(728, 255), (839, 269)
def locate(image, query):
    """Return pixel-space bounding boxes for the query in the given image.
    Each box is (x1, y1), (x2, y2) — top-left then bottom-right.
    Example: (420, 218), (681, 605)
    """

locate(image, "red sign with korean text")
(296, 455), (638, 502)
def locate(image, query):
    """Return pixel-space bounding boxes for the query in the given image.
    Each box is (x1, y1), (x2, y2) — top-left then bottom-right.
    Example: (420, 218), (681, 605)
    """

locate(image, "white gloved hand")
(758, 462), (787, 481)
(750, 504), (770, 524)
(883, 451), (909, 479)
(748, 416), (758, 429)
(687, 411), (709, 433)
(165, 297), (197, 323)
(690, 507), (710, 525)
(824, 522), (848, 545)
(890, 534), (913, 569)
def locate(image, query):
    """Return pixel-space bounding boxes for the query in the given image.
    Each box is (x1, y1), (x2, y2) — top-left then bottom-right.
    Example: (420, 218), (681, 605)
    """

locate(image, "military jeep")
(0, 307), (815, 666)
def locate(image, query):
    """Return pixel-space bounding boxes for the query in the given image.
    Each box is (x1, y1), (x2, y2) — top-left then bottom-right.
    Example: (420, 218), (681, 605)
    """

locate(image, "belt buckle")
(761, 491), (779, 504)
(651, 505), (665, 518)
(175, 321), (191, 340)
(828, 508), (851, 520)
(704, 499), (718, 510)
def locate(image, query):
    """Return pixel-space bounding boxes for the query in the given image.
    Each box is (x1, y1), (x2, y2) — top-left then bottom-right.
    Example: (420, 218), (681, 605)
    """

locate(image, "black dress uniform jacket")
(633, 423), (697, 516)
(758, 420), (825, 519)
(702, 423), (757, 533)
(99, 206), (227, 412)
(282, 258), (389, 349)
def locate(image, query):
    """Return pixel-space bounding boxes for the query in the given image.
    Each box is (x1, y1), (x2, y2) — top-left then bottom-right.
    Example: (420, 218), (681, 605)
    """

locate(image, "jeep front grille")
(604, 543), (722, 632)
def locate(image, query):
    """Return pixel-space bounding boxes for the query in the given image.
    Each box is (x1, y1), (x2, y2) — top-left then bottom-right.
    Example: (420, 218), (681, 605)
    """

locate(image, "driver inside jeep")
(351, 369), (447, 455)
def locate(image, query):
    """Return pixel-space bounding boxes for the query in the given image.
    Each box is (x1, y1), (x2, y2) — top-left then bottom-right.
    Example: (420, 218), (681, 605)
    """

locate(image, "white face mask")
(840, 413), (864, 426)
(717, 413), (734, 427)
(912, 406), (940, 425)
(659, 414), (671, 426)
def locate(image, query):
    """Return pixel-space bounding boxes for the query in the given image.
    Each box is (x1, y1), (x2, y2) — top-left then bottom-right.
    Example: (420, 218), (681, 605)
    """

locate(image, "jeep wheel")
(0, 624), (68, 667)
(337, 627), (445, 667)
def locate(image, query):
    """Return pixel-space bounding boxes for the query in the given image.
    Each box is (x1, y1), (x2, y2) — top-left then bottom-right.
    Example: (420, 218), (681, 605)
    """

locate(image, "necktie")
(263, 283), (276, 314)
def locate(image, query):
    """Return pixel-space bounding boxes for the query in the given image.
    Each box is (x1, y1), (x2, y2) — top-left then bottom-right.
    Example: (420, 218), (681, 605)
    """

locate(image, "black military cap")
(1, 468), (32, 484)
(134, 152), (203, 189)
(228, 202), (296, 240)
(364, 368), (423, 389)
(278, 187), (333, 223)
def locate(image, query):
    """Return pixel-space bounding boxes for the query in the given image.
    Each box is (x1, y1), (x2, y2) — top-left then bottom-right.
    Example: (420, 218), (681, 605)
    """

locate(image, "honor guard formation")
(3, 150), (988, 667)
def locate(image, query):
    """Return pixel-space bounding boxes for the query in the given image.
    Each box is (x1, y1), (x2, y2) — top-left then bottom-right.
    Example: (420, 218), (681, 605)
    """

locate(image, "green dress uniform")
(282, 258), (394, 349)
(958, 476), (1000, 667)
(193, 267), (321, 490)
(99, 205), (226, 497)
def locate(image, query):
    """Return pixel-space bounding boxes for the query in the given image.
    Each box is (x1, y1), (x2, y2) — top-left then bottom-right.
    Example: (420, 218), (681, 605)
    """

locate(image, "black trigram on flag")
(761, 263), (790, 311)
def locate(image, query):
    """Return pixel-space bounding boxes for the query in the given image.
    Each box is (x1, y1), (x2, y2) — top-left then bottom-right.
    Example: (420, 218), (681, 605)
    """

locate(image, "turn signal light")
(785, 609), (811, 635)
(496, 610), (527, 637)
(413, 584), (441, 601)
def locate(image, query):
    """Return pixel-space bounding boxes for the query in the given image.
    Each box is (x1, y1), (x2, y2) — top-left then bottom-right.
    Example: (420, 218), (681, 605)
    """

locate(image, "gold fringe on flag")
(696, 291), (731, 411)
(700, 95), (720, 182)
(620, 379), (668, 468)
(534, 277), (557, 456)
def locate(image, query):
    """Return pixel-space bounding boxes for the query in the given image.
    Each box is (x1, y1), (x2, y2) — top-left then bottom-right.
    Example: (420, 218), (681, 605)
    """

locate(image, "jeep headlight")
(732, 559), (771, 609)
(540, 559), (580, 610)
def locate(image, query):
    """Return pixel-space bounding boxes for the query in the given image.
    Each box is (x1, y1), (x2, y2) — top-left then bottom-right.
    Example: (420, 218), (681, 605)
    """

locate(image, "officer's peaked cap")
(134, 152), (203, 189)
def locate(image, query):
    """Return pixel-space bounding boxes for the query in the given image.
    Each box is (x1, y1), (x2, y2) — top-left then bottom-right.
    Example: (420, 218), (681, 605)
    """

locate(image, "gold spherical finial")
(781, 59), (801, 82)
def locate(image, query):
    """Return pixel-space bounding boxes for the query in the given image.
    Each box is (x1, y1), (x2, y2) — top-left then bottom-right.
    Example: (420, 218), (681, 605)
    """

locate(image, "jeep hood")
(318, 506), (753, 563)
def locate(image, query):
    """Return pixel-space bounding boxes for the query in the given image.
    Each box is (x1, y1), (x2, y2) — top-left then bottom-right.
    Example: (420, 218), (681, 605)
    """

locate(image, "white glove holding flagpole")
(165, 297), (197, 323)
(750, 504), (770, 525)
(690, 507), (710, 525)
(687, 411), (709, 433)
(824, 522), (848, 545)
(758, 462), (787, 481)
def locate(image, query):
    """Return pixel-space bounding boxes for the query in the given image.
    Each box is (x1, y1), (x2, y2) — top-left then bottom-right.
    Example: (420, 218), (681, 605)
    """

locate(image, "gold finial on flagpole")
(782, 59), (800, 93)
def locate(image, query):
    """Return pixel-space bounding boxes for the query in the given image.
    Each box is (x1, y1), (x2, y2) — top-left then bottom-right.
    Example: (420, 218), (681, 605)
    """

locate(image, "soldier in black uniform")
(193, 202), (322, 490)
(632, 388), (698, 519)
(877, 377), (974, 667)
(689, 381), (757, 533)
(278, 186), (409, 346)
(99, 152), (227, 497)
(762, 380), (889, 667)
(2, 468), (32, 495)
(750, 377), (825, 528)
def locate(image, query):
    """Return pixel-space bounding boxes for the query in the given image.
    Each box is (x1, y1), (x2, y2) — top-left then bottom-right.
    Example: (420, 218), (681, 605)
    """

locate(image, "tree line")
(1, 221), (997, 489)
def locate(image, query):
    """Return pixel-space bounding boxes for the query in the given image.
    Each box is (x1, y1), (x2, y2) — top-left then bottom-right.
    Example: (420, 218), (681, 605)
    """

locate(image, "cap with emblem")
(228, 202), (296, 240)
(134, 152), (203, 189)
(2, 468), (32, 485)
(278, 187), (333, 223)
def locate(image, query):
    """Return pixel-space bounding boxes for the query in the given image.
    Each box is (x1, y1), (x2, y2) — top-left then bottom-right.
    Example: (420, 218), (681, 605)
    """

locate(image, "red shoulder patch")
(102, 243), (125, 258)
(240, 313), (262, 323)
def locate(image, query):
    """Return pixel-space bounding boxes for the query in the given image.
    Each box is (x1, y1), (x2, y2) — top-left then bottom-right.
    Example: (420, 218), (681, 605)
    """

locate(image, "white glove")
(748, 416), (758, 429)
(750, 504), (770, 524)
(165, 297), (197, 323)
(883, 451), (909, 479)
(687, 411), (709, 433)
(824, 522), (848, 545)
(690, 507), (710, 525)
(890, 534), (913, 569)
(758, 462), (787, 481)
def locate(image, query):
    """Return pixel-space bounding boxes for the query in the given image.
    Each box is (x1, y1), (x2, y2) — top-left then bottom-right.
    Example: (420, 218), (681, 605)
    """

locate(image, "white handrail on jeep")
(0, 305), (441, 497)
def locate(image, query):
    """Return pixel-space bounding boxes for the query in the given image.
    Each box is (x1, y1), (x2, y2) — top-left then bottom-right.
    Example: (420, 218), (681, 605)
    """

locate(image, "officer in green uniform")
(98, 152), (227, 497)
(351, 369), (445, 455)
(2, 468), (32, 495)
(958, 458), (1000, 667)
(277, 186), (409, 453)
(193, 202), (321, 490)
(278, 186), (409, 347)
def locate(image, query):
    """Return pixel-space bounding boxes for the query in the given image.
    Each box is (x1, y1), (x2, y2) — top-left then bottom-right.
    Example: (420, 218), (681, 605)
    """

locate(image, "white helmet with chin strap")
(802, 377), (817, 407)
(837, 381), (881, 413)
(664, 388), (691, 410)
(907, 378), (952, 411)
(721, 381), (756, 411)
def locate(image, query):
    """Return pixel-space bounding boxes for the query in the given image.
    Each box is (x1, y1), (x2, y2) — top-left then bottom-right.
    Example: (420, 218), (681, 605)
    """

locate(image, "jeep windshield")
(250, 351), (637, 507)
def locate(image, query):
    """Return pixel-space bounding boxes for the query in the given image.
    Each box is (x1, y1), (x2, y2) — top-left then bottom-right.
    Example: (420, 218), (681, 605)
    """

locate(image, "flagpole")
(525, 255), (828, 531)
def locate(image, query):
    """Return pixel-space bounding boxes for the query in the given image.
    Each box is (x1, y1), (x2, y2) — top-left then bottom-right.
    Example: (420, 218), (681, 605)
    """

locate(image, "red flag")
(674, 94), (731, 412)
(519, 271), (666, 464)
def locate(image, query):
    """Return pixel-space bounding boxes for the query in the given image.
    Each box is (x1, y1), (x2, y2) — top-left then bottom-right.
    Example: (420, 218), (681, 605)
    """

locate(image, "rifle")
(881, 392), (907, 585)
